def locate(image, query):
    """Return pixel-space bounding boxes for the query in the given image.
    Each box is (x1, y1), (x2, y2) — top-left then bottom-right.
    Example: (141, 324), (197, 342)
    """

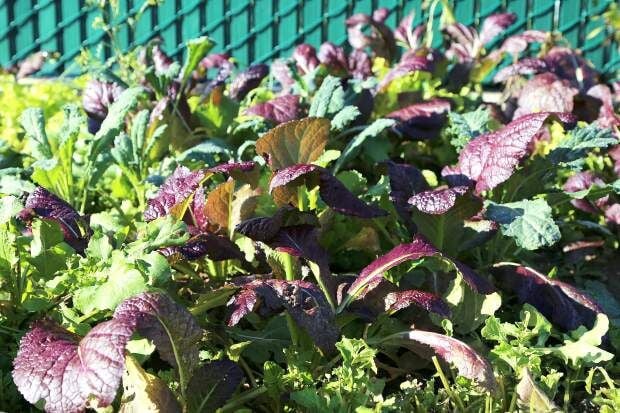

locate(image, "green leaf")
(486, 199), (561, 250)
(330, 105), (361, 131)
(446, 107), (492, 151)
(309, 75), (345, 117)
(0, 195), (23, 224)
(441, 272), (502, 334)
(549, 124), (618, 170)
(516, 368), (561, 413)
(73, 252), (148, 314)
(92, 87), (143, 158)
(181, 36), (214, 85)
(20, 108), (51, 159)
(333, 118), (395, 173)
(28, 219), (73, 277)
(549, 314), (614, 367)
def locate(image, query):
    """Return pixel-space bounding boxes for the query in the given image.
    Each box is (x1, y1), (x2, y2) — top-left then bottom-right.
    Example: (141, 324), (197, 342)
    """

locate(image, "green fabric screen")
(0, 0), (618, 75)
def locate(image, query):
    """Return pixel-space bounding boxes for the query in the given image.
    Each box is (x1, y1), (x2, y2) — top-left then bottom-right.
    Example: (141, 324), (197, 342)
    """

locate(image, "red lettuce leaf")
(385, 160), (429, 234)
(13, 292), (203, 413)
(12, 319), (133, 413)
(318, 42), (349, 74)
(500, 30), (548, 56)
(387, 99), (451, 139)
(345, 235), (493, 303)
(113, 292), (203, 374)
(269, 164), (387, 218)
(229, 64), (269, 100)
(144, 166), (206, 221)
(385, 290), (451, 317)
(394, 13), (424, 50)
(82, 79), (124, 134)
(160, 232), (244, 262)
(408, 186), (470, 215)
(479, 13), (516, 45)
(513, 73), (577, 118)
(563, 171), (608, 213)
(444, 23), (480, 62)
(292, 44), (320, 74)
(227, 279), (340, 352)
(21, 186), (90, 252)
(493, 58), (548, 83)
(377, 54), (435, 90)
(383, 330), (498, 393)
(346, 8), (396, 61)
(492, 264), (604, 331)
(348, 49), (373, 79)
(444, 112), (576, 193)
(245, 95), (303, 124)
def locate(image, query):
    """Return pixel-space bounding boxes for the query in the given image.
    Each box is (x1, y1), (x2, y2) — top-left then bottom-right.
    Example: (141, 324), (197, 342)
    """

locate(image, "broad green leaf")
(92, 87), (143, 158)
(549, 124), (618, 170)
(181, 36), (214, 85)
(486, 199), (561, 250)
(20, 108), (51, 159)
(333, 118), (395, 173)
(0, 195), (23, 224)
(441, 272), (502, 334)
(446, 107), (492, 151)
(73, 253), (148, 314)
(516, 368), (561, 412)
(330, 105), (361, 131)
(255, 117), (330, 170)
(549, 314), (614, 367)
(309, 75), (345, 117)
(29, 219), (73, 277)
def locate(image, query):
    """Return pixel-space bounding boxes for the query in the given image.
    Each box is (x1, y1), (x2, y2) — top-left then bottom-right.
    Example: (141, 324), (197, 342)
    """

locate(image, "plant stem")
(432, 356), (465, 412)
(282, 253), (300, 346)
(219, 386), (267, 412)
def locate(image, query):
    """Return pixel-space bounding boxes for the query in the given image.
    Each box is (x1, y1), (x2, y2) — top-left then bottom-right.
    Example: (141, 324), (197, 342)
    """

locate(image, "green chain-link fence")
(1, 0), (619, 75)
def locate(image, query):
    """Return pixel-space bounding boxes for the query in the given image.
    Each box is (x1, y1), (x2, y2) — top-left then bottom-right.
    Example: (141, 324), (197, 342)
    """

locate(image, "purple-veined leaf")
(269, 164), (387, 218)
(82, 79), (124, 134)
(21, 186), (90, 252)
(12, 319), (134, 413)
(151, 44), (174, 74)
(479, 13), (516, 45)
(234, 206), (319, 242)
(346, 236), (438, 300)
(394, 13), (424, 50)
(387, 99), (451, 139)
(587, 84), (620, 130)
(385, 290), (451, 317)
(292, 44), (319, 74)
(186, 360), (243, 413)
(160, 232), (244, 262)
(227, 279), (340, 352)
(345, 235), (493, 305)
(543, 47), (599, 89)
(444, 112), (576, 193)
(605, 203), (620, 225)
(348, 49), (373, 79)
(382, 330), (498, 393)
(444, 23), (480, 62)
(385, 160), (428, 233)
(113, 292), (203, 376)
(377, 54), (435, 90)
(144, 166), (207, 221)
(513, 73), (578, 118)
(13, 292), (203, 413)
(245, 95), (303, 124)
(229, 64), (269, 100)
(346, 8), (396, 60)
(563, 171), (608, 213)
(493, 58), (548, 83)
(408, 186), (469, 215)
(492, 264), (604, 331)
(500, 30), (548, 56)
(318, 42), (348, 74)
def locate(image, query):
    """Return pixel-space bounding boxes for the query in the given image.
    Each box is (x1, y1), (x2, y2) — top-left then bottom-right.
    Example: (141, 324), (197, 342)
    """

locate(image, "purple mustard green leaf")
(229, 64), (269, 100)
(386, 99), (451, 140)
(479, 13), (516, 45)
(144, 166), (206, 221)
(384, 289), (451, 317)
(245, 95), (303, 124)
